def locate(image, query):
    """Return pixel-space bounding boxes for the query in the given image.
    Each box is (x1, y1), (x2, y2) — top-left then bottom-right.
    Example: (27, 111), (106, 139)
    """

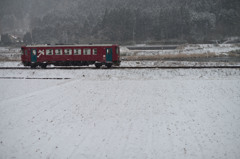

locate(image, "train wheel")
(106, 64), (112, 68)
(95, 64), (102, 68)
(31, 65), (36, 69)
(41, 64), (47, 69)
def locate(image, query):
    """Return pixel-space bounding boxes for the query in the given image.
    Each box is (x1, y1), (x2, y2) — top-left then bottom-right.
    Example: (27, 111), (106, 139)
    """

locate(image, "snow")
(1, 60), (240, 68)
(121, 44), (240, 56)
(0, 68), (240, 80)
(0, 47), (21, 61)
(0, 68), (240, 159)
(0, 44), (240, 158)
(0, 61), (24, 67)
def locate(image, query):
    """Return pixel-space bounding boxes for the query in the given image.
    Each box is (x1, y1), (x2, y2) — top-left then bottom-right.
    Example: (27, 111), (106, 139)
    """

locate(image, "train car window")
(64, 49), (72, 55)
(83, 49), (91, 55)
(93, 48), (97, 55)
(74, 49), (81, 55)
(116, 47), (119, 55)
(32, 50), (37, 55)
(25, 50), (28, 55)
(21, 49), (24, 55)
(55, 49), (63, 55)
(46, 49), (53, 55)
(107, 49), (109, 54)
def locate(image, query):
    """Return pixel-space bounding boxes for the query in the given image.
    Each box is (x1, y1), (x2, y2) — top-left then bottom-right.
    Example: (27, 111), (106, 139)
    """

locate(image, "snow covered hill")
(0, 68), (240, 159)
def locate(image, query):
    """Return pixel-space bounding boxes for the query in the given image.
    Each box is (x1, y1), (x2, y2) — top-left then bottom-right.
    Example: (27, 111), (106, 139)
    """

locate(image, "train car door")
(106, 48), (112, 62)
(31, 49), (37, 62)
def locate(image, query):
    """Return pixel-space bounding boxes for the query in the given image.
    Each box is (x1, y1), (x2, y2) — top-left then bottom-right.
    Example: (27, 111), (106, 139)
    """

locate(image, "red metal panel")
(21, 44), (120, 65)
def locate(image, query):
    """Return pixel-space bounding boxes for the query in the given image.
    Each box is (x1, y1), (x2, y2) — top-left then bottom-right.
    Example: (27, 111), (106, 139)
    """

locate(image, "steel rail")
(0, 77), (71, 80)
(0, 66), (240, 70)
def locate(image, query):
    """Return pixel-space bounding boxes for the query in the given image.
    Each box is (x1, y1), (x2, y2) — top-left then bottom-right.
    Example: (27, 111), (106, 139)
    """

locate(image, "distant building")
(0, 33), (22, 45)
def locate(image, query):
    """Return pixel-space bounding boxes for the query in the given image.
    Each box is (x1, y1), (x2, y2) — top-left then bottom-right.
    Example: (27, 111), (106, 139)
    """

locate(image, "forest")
(0, 0), (240, 44)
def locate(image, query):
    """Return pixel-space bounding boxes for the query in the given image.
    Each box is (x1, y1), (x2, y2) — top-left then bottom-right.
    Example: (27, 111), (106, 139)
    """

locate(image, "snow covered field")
(0, 68), (240, 159)
(0, 47), (21, 61)
(121, 44), (240, 56)
(1, 60), (240, 68)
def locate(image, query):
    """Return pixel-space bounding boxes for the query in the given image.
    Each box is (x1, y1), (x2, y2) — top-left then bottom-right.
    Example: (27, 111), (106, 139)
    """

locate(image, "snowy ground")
(1, 60), (240, 68)
(121, 44), (240, 56)
(0, 45), (240, 159)
(0, 47), (21, 61)
(0, 68), (240, 159)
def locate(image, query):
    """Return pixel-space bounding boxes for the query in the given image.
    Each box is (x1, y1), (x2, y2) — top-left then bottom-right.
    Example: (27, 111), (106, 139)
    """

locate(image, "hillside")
(1, 0), (240, 44)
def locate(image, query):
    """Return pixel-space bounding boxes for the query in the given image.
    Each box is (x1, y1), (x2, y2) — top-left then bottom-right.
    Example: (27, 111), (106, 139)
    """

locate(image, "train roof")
(22, 44), (118, 48)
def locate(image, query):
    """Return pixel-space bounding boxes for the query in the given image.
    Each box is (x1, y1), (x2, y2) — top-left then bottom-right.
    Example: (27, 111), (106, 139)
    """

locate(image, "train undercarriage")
(22, 61), (120, 69)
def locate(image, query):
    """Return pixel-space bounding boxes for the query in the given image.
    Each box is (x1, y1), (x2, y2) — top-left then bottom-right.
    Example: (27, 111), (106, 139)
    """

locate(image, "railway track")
(0, 77), (71, 80)
(0, 66), (239, 80)
(0, 66), (240, 70)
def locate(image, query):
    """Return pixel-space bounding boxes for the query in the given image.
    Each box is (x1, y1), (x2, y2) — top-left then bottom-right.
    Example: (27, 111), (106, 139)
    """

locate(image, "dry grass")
(123, 52), (218, 61)
(0, 58), (20, 62)
(229, 50), (240, 57)
(0, 55), (21, 61)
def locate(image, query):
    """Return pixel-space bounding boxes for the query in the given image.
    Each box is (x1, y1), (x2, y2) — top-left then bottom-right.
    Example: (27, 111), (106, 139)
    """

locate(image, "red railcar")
(21, 44), (121, 68)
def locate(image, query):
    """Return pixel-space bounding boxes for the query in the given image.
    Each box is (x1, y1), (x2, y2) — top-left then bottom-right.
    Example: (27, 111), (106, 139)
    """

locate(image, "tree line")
(1, 0), (239, 45)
